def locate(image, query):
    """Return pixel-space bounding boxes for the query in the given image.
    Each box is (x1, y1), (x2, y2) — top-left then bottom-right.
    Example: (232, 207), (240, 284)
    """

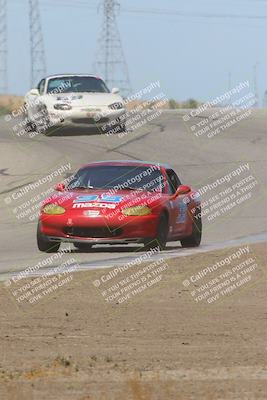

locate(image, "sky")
(6, 0), (267, 102)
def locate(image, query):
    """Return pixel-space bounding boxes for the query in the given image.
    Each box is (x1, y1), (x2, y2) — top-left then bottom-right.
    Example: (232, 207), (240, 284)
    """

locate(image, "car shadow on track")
(45, 126), (104, 137)
(70, 244), (182, 254)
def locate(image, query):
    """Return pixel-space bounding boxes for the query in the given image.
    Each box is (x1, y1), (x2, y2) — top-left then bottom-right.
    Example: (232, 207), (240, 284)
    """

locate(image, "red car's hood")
(45, 189), (162, 211)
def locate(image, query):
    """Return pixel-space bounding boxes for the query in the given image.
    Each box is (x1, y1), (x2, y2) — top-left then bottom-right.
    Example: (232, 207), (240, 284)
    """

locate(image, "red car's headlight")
(122, 206), (151, 216)
(43, 204), (66, 215)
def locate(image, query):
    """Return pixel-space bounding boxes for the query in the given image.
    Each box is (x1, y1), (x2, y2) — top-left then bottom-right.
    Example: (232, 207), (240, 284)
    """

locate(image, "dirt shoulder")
(0, 243), (267, 400)
(0, 95), (24, 114)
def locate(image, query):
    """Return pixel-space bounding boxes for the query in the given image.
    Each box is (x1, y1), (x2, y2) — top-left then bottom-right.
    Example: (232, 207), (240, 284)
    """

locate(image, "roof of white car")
(45, 74), (102, 80)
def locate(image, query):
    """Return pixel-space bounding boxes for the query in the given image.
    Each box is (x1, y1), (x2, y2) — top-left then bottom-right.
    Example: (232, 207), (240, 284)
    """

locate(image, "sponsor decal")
(56, 95), (83, 102)
(177, 200), (187, 223)
(194, 192), (201, 204)
(71, 95), (83, 100)
(74, 195), (99, 203)
(56, 96), (71, 102)
(101, 195), (123, 203)
(83, 210), (100, 217)
(73, 195), (123, 204)
(73, 202), (116, 209)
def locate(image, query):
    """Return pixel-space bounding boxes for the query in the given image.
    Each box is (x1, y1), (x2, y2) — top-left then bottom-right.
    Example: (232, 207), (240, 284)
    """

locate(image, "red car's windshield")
(68, 165), (165, 193)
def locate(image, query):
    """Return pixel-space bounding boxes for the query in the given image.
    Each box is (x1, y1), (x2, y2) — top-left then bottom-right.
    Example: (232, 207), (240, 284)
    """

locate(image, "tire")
(24, 108), (35, 132)
(35, 107), (50, 135)
(36, 118), (49, 135)
(118, 114), (127, 134)
(37, 223), (60, 253)
(25, 109), (38, 133)
(26, 118), (36, 132)
(118, 123), (126, 133)
(144, 213), (168, 251)
(26, 117), (46, 135)
(74, 243), (93, 252)
(180, 213), (202, 248)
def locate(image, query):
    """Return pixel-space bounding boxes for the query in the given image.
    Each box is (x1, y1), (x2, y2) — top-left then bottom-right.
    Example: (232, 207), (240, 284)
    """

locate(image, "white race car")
(24, 74), (126, 135)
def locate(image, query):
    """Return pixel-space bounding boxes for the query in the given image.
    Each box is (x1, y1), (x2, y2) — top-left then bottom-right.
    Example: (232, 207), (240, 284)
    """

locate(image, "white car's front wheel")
(25, 106), (50, 135)
(36, 107), (51, 135)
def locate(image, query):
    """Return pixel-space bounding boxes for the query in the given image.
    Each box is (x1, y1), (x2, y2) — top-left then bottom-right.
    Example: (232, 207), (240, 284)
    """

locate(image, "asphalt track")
(0, 109), (267, 278)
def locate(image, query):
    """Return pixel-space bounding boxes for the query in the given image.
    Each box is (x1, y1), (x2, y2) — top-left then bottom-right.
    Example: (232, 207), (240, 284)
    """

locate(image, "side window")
(37, 79), (45, 95)
(166, 169), (181, 195)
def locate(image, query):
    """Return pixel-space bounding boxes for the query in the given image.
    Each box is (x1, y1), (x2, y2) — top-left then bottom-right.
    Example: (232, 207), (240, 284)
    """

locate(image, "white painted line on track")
(1, 230), (267, 282)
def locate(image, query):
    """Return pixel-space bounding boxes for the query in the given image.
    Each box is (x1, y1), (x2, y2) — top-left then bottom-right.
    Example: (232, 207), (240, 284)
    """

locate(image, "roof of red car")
(82, 160), (171, 169)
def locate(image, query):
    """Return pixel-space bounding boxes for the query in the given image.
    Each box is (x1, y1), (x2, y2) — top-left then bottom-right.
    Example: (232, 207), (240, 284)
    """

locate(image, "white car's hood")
(44, 92), (123, 108)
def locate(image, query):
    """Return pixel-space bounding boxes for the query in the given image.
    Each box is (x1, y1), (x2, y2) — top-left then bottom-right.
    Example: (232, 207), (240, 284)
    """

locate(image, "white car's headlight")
(54, 103), (72, 111)
(109, 102), (124, 110)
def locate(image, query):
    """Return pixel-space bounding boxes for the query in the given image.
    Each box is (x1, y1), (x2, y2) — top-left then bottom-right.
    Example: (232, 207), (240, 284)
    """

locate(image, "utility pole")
(94, 0), (132, 96)
(0, 0), (8, 94)
(253, 62), (260, 108)
(29, 0), (46, 88)
(228, 72), (232, 92)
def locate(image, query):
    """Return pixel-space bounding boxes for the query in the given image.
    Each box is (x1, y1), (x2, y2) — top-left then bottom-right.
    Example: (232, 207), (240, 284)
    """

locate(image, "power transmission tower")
(29, 0), (46, 88)
(94, 0), (132, 96)
(0, 0), (8, 94)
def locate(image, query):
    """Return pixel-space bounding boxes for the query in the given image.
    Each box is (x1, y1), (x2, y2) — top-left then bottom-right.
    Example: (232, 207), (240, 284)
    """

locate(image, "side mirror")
(55, 183), (65, 192)
(172, 185), (191, 199)
(29, 88), (39, 96)
(111, 87), (120, 94)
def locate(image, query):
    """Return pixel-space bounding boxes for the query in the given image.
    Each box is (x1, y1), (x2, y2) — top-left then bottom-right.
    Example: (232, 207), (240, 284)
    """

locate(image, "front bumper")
(47, 236), (144, 245)
(39, 213), (159, 244)
(47, 107), (126, 130)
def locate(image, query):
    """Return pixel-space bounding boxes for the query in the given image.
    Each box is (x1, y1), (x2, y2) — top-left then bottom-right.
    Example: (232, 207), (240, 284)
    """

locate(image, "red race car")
(37, 160), (202, 252)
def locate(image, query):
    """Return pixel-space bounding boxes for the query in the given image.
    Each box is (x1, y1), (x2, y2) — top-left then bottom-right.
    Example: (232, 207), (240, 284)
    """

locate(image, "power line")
(0, 0), (8, 94)
(36, 1), (267, 21)
(13, 0), (267, 21)
(29, 0), (46, 87)
(122, 6), (267, 20)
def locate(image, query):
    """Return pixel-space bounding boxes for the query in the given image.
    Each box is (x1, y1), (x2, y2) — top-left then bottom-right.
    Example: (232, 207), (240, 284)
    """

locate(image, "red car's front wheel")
(144, 214), (168, 251)
(37, 222), (60, 253)
(181, 214), (202, 248)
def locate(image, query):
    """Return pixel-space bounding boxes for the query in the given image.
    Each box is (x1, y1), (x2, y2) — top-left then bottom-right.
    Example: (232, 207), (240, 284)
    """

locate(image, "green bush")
(183, 98), (198, 109)
(0, 105), (9, 116)
(169, 99), (178, 109)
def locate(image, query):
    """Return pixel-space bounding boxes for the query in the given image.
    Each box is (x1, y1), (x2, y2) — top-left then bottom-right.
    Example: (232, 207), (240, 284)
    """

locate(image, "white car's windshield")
(47, 76), (110, 94)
